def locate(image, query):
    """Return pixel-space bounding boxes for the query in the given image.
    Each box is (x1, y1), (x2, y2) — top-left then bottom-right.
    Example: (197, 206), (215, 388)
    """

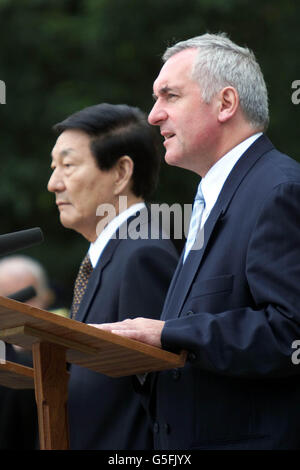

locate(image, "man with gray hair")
(0, 255), (54, 449)
(94, 33), (300, 449)
(0, 255), (53, 309)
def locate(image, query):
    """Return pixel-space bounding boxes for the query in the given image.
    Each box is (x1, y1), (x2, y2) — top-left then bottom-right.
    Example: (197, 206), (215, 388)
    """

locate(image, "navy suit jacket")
(68, 208), (178, 450)
(153, 135), (300, 449)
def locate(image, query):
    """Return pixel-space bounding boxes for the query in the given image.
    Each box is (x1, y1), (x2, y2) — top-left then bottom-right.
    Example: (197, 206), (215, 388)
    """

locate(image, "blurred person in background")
(0, 255), (56, 449)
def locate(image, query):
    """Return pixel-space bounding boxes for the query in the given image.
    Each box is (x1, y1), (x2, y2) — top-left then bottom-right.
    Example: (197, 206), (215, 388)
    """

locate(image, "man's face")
(148, 48), (219, 176)
(48, 129), (117, 242)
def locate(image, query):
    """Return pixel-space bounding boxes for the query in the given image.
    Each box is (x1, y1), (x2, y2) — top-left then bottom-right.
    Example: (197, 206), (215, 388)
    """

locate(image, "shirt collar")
(200, 133), (262, 217)
(89, 202), (146, 267)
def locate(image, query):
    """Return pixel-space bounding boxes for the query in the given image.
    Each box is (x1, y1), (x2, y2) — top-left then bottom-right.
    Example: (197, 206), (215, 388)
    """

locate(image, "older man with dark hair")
(48, 103), (178, 450)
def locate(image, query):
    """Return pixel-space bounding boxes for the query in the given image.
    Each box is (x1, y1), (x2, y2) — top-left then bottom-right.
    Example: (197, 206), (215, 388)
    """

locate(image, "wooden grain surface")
(0, 296), (186, 377)
(33, 342), (69, 450)
(0, 360), (34, 389)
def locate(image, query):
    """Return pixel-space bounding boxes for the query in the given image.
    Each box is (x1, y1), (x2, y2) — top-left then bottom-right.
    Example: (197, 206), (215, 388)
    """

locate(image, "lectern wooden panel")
(0, 296), (186, 449)
(0, 296), (185, 375)
(0, 360), (34, 389)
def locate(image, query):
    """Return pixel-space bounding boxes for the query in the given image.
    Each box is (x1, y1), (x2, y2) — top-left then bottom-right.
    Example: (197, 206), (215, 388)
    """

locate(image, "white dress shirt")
(88, 202), (146, 268)
(199, 133), (262, 229)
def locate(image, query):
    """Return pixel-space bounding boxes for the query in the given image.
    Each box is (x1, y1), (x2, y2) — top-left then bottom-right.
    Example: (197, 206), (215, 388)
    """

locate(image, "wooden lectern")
(0, 296), (185, 450)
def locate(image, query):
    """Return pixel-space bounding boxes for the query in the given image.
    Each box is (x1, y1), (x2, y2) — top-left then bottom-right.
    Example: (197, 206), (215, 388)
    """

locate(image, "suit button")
(153, 422), (159, 433)
(188, 352), (197, 362)
(172, 368), (181, 381)
(164, 423), (170, 434)
(185, 310), (194, 316)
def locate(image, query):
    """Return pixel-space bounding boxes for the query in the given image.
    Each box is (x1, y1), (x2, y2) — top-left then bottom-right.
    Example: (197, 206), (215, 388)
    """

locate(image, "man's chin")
(59, 214), (76, 230)
(164, 151), (183, 168)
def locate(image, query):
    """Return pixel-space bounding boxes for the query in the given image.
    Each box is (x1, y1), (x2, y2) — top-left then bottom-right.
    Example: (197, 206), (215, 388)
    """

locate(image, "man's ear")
(217, 86), (239, 123)
(113, 156), (134, 195)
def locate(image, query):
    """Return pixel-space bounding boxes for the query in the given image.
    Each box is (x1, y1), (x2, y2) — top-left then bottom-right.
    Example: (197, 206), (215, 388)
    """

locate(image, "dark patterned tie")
(70, 253), (93, 320)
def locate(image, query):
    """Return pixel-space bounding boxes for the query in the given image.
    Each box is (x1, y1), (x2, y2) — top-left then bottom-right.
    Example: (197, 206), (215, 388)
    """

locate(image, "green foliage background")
(0, 0), (299, 306)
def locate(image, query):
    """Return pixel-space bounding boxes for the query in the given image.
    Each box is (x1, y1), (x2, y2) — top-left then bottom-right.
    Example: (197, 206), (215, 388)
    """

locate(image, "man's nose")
(148, 101), (168, 126)
(47, 169), (65, 193)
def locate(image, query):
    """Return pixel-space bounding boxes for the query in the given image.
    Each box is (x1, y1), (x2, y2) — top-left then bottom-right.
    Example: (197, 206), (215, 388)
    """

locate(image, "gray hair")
(0, 255), (49, 298)
(163, 33), (269, 131)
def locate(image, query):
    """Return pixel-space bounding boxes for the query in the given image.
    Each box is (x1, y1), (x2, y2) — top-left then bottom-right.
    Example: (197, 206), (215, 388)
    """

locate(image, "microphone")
(0, 227), (44, 257)
(7, 285), (37, 303)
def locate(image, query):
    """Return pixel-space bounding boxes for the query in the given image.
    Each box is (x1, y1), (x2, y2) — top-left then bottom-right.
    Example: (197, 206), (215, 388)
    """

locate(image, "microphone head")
(7, 285), (37, 303)
(0, 227), (44, 257)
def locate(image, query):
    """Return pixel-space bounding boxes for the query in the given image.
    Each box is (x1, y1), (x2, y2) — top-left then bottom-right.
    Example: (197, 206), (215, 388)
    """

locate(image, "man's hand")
(90, 317), (165, 348)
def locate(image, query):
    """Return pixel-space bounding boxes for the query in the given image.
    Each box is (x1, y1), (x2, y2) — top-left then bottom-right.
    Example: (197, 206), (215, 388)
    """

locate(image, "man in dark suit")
(47, 103), (178, 449)
(94, 34), (300, 449)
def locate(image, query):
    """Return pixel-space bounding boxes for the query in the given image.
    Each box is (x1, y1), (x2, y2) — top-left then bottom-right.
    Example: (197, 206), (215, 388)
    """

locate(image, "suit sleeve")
(161, 182), (300, 378)
(118, 243), (178, 321)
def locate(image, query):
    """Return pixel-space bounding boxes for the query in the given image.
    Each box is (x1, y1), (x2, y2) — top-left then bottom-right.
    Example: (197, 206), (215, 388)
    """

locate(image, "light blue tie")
(183, 183), (206, 263)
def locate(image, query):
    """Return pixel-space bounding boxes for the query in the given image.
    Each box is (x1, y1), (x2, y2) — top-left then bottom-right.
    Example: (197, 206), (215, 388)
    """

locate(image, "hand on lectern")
(90, 317), (165, 349)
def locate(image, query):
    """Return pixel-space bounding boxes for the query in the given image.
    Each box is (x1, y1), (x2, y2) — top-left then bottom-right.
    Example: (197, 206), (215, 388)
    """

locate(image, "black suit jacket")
(0, 346), (37, 449)
(153, 135), (300, 449)
(68, 208), (178, 449)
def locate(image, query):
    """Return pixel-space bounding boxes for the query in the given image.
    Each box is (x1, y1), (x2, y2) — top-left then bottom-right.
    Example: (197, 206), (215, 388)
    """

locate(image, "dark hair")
(53, 103), (161, 199)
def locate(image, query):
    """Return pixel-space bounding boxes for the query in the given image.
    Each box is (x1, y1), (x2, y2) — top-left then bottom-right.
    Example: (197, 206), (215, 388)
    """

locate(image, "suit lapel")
(75, 206), (150, 323)
(162, 206), (224, 319)
(162, 134), (274, 319)
(160, 251), (185, 320)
